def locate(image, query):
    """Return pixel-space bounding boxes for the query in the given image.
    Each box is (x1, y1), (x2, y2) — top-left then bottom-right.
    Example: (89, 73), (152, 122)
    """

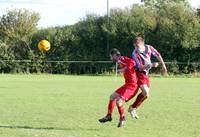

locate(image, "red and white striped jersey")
(132, 44), (160, 73)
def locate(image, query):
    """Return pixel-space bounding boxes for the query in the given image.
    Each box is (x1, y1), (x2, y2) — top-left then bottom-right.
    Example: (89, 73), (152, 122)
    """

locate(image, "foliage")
(0, 0), (199, 74)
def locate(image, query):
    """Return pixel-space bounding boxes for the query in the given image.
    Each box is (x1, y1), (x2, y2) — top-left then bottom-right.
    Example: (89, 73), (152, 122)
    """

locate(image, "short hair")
(110, 48), (121, 56)
(133, 36), (144, 43)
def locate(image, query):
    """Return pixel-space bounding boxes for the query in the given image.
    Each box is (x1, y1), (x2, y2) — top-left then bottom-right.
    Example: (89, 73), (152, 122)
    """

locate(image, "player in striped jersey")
(128, 37), (167, 119)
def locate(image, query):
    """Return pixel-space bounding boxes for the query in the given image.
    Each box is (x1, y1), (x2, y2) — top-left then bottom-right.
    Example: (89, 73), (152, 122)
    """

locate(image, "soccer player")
(98, 48), (139, 128)
(128, 37), (167, 119)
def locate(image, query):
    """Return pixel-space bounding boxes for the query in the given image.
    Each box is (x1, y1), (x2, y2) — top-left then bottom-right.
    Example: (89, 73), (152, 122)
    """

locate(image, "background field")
(0, 75), (199, 137)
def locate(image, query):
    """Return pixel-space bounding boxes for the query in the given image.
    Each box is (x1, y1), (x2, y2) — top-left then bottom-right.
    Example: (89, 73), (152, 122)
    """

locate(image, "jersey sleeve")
(124, 57), (135, 71)
(150, 46), (160, 57)
(118, 56), (135, 70)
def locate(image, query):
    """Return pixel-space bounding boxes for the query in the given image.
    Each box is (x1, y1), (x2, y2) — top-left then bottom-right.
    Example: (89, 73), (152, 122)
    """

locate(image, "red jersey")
(117, 56), (137, 85)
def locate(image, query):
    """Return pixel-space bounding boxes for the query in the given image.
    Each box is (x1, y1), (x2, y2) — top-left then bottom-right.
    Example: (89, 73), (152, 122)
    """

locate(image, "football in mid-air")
(38, 40), (51, 52)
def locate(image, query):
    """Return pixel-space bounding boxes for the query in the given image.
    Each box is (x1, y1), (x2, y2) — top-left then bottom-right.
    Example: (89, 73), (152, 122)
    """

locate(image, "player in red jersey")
(99, 48), (139, 128)
(128, 37), (167, 119)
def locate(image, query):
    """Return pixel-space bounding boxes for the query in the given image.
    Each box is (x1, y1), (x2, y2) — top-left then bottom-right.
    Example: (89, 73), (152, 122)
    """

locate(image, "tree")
(197, 8), (200, 17)
(107, 5), (157, 56)
(144, 0), (189, 9)
(0, 9), (40, 59)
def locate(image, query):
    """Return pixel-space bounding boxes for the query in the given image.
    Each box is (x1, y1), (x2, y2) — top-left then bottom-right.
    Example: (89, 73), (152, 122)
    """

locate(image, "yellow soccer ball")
(38, 40), (51, 52)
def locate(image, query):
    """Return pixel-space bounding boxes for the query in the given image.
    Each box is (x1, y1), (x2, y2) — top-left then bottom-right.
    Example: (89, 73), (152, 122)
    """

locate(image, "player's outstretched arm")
(149, 45), (167, 75)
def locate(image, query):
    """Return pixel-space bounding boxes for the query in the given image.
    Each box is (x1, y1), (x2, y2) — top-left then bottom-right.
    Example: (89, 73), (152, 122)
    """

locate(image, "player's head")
(133, 37), (144, 48)
(110, 48), (121, 62)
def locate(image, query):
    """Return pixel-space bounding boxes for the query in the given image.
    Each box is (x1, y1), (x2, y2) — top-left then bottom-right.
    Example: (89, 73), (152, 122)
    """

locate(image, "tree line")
(0, 0), (199, 74)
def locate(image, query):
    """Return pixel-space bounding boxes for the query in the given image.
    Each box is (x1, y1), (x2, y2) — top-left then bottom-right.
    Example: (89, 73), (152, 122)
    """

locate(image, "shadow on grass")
(0, 125), (99, 131)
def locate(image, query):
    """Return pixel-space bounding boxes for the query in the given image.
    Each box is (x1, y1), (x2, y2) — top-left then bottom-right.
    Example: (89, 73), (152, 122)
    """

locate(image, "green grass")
(0, 74), (199, 137)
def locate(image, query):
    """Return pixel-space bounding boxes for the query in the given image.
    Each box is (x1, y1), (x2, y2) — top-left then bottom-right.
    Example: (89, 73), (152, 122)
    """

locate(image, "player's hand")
(152, 62), (159, 68)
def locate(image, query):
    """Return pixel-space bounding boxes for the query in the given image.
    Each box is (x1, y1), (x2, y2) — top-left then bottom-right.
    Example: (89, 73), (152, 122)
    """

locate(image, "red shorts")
(115, 84), (139, 102)
(136, 71), (150, 88)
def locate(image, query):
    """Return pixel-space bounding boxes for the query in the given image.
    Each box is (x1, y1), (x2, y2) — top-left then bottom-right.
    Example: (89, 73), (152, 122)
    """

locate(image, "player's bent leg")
(107, 92), (120, 116)
(99, 92), (120, 123)
(116, 97), (125, 128)
(132, 84), (149, 108)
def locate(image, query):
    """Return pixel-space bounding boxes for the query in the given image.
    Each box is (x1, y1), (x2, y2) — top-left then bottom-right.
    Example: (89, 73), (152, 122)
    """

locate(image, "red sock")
(117, 105), (125, 119)
(107, 100), (115, 116)
(132, 93), (147, 108)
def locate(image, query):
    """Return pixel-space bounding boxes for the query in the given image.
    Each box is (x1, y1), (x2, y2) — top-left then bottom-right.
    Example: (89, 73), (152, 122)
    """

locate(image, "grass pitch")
(0, 74), (199, 137)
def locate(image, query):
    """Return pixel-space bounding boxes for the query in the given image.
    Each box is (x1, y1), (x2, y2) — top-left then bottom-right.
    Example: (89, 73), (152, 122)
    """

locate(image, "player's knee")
(110, 92), (119, 100)
(116, 98), (123, 107)
(110, 94), (116, 100)
(142, 90), (150, 98)
(141, 85), (150, 98)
